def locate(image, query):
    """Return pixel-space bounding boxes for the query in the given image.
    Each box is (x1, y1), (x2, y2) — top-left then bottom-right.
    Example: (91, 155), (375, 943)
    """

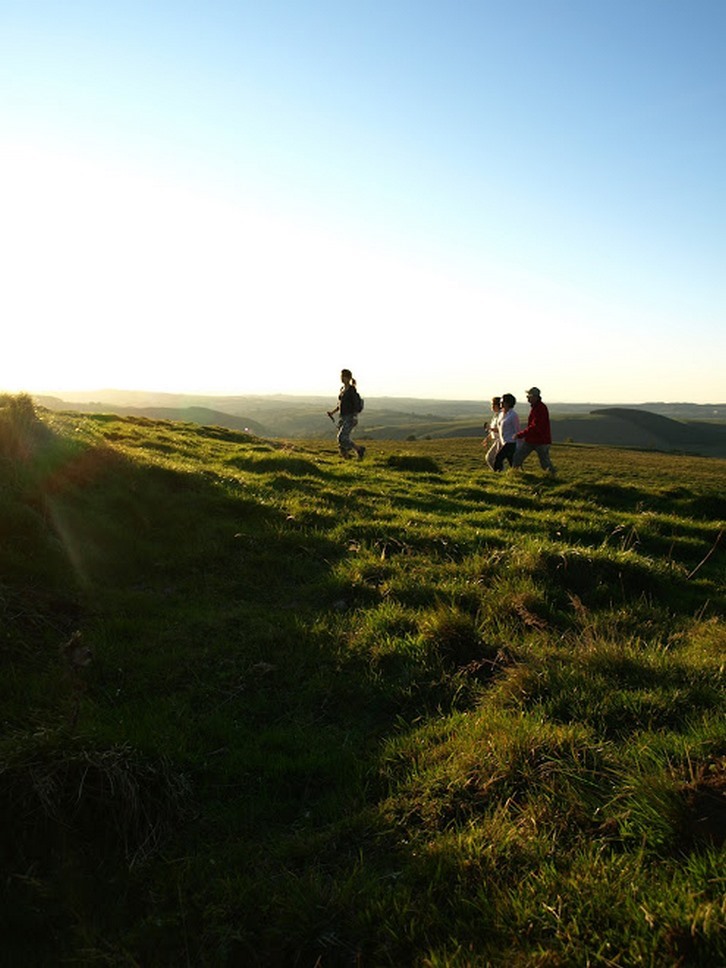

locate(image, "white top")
(489, 412), (502, 434)
(499, 409), (520, 444)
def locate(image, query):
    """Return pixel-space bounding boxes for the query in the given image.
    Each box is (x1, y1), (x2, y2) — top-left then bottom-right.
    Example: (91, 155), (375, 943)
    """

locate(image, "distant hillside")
(35, 398), (269, 436)
(552, 409), (726, 457)
(32, 389), (726, 422)
(31, 393), (726, 456)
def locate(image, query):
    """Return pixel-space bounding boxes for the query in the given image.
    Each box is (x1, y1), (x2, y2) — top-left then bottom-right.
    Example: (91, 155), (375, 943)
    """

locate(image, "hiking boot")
(357, 446), (366, 460)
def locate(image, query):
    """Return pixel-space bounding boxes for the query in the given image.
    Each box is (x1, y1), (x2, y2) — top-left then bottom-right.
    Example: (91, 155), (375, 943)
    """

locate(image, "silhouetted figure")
(327, 368), (365, 460)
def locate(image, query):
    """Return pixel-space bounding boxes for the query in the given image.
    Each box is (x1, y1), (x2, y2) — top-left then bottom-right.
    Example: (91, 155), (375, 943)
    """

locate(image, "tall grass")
(1, 400), (724, 965)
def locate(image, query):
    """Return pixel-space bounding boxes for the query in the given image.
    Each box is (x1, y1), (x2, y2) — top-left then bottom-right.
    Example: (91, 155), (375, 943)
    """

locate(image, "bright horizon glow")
(1, 2), (724, 404)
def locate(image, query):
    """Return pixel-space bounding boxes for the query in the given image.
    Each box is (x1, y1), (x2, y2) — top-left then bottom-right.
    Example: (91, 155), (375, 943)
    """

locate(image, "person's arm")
(516, 408), (538, 439)
(328, 391), (343, 418)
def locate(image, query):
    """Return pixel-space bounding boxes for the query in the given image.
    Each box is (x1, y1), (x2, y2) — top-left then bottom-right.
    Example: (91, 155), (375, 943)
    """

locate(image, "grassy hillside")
(2, 394), (725, 966)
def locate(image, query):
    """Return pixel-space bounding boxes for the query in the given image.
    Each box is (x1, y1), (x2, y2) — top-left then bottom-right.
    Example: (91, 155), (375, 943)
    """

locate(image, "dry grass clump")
(0, 393), (51, 463)
(0, 731), (192, 868)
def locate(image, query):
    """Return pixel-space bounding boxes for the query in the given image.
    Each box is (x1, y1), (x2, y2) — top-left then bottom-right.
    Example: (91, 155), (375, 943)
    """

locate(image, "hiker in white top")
(493, 393), (520, 471)
(484, 396), (502, 471)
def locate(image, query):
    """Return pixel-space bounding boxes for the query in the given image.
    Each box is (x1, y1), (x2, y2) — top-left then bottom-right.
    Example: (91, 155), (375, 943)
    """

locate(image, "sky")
(1, 1), (724, 403)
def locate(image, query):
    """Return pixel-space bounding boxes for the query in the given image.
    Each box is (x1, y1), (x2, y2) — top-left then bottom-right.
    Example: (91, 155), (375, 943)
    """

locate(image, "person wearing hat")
(512, 387), (556, 475)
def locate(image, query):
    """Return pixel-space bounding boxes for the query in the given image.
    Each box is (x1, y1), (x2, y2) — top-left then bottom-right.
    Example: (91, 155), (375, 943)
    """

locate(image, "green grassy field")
(2, 395), (725, 966)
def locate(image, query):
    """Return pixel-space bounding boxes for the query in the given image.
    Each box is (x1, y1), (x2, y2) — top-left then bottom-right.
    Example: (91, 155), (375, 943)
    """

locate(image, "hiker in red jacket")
(512, 387), (557, 475)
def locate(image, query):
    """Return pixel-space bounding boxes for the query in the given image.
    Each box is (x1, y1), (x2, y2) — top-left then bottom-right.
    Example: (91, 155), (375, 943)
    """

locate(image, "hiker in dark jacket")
(327, 368), (365, 460)
(512, 386), (556, 475)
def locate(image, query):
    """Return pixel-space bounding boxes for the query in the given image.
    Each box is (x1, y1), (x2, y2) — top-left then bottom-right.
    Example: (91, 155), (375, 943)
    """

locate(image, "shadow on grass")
(559, 481), (650, 511)
(562, 480), (726, 524)
(526, 546), (707, 610)
(385, 454), (443, 474)
(227, 454), (325, 476)
(2, 417), (469, 963)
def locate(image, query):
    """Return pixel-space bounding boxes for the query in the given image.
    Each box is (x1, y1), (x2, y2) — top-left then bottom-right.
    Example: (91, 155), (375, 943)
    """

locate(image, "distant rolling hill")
(433, 407), (726, 457)
(551, 409), (726, 458)
(31, 393), (726, 457)
(122, 406), (268, 437)
(35, 398), (269, 436)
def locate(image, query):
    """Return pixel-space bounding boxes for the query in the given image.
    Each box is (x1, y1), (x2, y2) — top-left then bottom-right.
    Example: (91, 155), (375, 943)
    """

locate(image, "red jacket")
(516, 399), (551, 445)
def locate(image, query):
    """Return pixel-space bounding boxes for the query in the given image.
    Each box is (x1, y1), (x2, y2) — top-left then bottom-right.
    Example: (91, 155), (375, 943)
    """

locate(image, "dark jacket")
(339, 385), (360, 417)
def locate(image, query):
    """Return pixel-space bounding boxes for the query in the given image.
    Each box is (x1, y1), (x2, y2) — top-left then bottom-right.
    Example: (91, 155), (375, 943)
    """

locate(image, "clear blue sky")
(1, 1), (724, 402)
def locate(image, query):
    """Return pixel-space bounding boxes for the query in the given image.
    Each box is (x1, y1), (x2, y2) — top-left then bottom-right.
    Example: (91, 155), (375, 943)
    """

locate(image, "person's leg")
(337, 416), (354, 456)
(349, 416), (365, 458)
(493, 442), (514, 471)
(512, 441), (532, 468)
(535, 445), (556, 473)
(485, 441), (500, 470)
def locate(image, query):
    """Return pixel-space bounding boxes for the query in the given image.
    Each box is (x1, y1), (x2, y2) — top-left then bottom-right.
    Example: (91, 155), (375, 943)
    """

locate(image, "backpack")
(354, 390), (364, 413)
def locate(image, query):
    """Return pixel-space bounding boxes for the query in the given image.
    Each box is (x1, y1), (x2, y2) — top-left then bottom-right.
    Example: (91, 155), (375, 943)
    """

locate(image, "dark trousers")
(494, 442), (516, 471)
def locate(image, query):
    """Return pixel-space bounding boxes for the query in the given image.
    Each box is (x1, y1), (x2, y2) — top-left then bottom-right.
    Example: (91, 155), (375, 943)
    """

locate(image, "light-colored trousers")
(337, 415), (358, 454)
(485, 440), (501, 470)
(512, 442), (555, 471)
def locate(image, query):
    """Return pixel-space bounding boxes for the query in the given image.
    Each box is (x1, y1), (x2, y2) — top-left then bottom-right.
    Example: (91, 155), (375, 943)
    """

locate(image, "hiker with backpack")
(327, 368), (366, 460)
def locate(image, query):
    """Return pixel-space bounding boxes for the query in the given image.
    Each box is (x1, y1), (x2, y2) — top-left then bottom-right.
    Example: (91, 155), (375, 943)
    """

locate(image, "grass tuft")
(0, 730), (193, 868)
